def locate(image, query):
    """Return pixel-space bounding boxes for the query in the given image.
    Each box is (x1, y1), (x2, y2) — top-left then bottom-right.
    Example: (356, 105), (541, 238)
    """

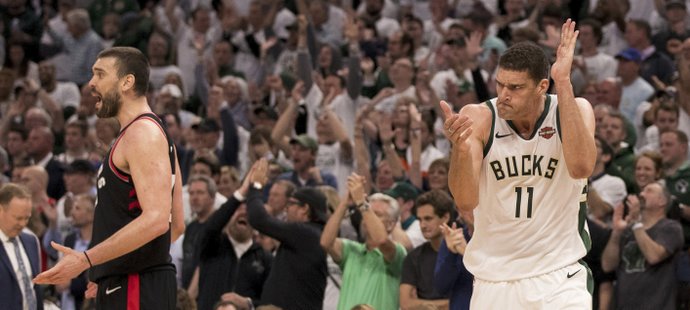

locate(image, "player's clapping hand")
(440, 222), (467, 255)
(439, 100), (473, 152)
(550, 19), (578, 83)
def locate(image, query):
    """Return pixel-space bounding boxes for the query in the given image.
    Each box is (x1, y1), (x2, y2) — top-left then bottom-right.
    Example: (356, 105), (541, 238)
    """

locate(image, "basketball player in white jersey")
(440, 20), (597, 309)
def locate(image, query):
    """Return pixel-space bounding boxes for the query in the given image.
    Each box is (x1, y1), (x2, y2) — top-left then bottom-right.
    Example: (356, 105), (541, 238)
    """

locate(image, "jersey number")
(515, 187), (534, 218)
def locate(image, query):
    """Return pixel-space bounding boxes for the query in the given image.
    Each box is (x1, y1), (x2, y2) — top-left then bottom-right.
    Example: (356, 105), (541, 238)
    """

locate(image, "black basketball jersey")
(89, 113), (177, 282)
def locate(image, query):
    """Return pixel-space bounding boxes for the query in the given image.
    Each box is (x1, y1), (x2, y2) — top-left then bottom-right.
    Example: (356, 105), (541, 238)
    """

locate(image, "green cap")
(290, 134), (318, 152)
(384, 182), (419, 202)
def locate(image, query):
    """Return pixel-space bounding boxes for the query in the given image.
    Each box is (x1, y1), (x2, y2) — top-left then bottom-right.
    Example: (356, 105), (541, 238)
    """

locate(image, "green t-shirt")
(337, 239), (407, 310)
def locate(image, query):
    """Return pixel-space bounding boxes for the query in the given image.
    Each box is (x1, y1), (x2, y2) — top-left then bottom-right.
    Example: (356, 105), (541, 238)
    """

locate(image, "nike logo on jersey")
(567, 269), (581, 279)
(106, 286), (122, 295)
(495, 132), (513, 139)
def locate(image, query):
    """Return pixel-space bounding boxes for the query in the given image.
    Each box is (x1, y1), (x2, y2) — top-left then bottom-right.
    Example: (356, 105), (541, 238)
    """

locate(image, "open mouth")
(236, 218), (248, 226)
(92, 90), (102, 104)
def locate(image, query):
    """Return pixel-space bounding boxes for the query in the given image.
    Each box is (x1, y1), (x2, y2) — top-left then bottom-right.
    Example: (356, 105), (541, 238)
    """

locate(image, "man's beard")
(96, 90), (122, 118)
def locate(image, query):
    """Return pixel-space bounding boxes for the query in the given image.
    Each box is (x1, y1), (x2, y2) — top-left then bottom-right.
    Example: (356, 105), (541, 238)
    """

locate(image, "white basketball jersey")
(464, 95), (591, 282)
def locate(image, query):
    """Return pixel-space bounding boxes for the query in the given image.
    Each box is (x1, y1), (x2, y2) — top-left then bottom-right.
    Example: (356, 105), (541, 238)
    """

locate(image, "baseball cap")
(64, 159), (96, 175)
(191, 119), (220, 133)
(159, 84), (182, 99)
(384, 182), (419, 202)
(289, 134), (318, 152)
(253, 105), (279, 120)
(291, 187), (328, 224)
(666, 0), (686, 10)
(615, 48), (642, 63)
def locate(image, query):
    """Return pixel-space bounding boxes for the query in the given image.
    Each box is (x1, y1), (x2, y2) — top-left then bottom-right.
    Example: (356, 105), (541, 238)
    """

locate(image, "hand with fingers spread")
(33, 242), (90, 285)
(439, 100), (473, 152)
(550, 19), (578, 83)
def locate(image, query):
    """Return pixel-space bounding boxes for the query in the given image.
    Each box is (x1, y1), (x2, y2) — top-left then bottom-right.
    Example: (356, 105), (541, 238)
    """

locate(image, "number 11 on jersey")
(515, 187), (534, 218)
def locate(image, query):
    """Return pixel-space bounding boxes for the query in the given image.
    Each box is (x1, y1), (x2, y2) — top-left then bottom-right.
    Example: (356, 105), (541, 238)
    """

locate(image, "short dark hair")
(193, 153), (221, 176)
(160, 112), (181, 128)
(660, 128), (689, 145)
(97, 47), (150, 97)
(0, 183), (31, 207)
(498, 42), (550, 83)
(416, 189), (454, 219)
(579, 18), (603, 45)
(628, 19), (652, 40)
(655, 99), (680, 119)
(8, 125), (28, 140)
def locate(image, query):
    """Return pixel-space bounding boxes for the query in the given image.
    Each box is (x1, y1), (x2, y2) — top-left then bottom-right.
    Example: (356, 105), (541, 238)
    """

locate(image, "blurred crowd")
(1, 0), (690, 309)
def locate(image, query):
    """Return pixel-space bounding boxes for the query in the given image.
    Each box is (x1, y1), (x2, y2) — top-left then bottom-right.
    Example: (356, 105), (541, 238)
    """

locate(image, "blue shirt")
(434, 227), (473, 310)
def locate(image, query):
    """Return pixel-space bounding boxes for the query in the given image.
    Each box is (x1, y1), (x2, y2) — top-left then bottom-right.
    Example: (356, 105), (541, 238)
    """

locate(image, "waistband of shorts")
(474, 261), (582, 284)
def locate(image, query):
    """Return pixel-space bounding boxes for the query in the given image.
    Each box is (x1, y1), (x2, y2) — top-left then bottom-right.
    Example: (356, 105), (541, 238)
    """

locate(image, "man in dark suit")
(26, 126), (65, 200)
(0, 183), (44, 310)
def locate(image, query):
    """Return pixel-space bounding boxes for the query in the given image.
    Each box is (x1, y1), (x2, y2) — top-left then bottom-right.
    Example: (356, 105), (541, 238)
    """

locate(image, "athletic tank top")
(463, 95), (591, 281)
(89, 113), (176, 281)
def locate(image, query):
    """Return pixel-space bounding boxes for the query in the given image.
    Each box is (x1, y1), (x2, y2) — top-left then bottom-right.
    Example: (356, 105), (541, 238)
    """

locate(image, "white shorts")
(470, 262), (593, 310)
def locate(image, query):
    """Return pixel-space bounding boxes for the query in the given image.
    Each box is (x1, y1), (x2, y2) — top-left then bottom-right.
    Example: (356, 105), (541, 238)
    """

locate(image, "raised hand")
(440, 222), (467, 255)
(439, 100), (473, 152)
(550, 19), (578, 83)
(611, 203), (629, 233)
(347, 173), (366, 205)
(466, 31), (484, 60)
(249, 158), (269, 187)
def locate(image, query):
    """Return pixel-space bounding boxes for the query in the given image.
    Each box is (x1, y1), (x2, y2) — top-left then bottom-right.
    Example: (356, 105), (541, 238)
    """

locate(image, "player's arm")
(399, 284), (449, 310)
(34, 121), (176, 284)
(170, 148), (185, 242)
(85, 121), (175, 263)
(440, 101), (490, 212)
(552, 19), (596, 179)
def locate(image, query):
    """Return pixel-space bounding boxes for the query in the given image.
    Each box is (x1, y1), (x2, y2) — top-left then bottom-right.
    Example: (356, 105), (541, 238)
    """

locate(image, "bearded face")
(95, 87), (122, 118)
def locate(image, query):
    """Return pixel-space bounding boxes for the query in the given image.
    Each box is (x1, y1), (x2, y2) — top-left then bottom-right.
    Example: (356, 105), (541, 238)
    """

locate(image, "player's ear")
(121, 74), (135, 92)
(538, 78), (549, 95)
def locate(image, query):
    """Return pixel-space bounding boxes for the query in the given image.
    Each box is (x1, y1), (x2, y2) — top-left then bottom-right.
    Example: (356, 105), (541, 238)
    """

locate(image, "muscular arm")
(445, 103), (491, 212)
(170, 150), (185, 242)
(556, 96), (596, 178)
(86, 121), (176, 265)
(552, 20), (596, 179)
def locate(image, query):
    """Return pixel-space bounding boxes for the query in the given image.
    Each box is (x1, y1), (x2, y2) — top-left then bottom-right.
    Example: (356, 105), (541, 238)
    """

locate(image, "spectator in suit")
(26, 126), (65, 200)
(0, 183), (44, 310)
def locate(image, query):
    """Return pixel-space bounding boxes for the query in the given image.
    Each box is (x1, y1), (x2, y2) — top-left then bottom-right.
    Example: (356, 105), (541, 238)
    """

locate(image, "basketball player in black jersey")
(34, 47), (185, 309)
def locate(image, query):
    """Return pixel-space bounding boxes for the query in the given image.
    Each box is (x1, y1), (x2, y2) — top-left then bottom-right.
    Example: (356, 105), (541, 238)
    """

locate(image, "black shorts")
(95, 266), (176, 310)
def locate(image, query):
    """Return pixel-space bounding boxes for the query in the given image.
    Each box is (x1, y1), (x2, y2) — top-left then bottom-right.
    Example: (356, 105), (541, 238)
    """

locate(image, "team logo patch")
(539, 127), (556, 139)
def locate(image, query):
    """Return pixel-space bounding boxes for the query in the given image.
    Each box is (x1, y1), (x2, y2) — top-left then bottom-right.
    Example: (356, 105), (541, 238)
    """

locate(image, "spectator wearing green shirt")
(321, 173), (407, 310)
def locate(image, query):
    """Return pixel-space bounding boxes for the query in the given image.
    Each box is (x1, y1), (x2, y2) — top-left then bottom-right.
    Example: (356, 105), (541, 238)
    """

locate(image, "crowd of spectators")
(1, 0), (690, 309)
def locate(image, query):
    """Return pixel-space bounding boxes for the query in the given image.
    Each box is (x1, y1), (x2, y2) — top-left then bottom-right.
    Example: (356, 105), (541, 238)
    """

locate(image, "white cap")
(160, 84), (182, 99)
